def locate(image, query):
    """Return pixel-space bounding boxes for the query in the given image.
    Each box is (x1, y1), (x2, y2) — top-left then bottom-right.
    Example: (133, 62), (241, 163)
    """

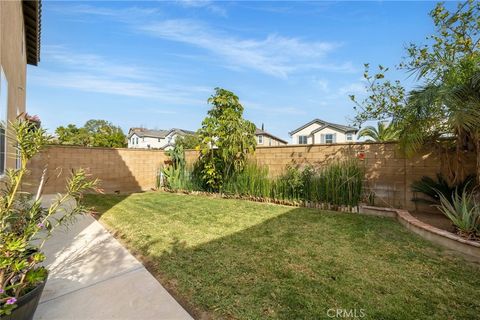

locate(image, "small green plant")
(436, 186), (480, 239)
(0, 116), (98, 315)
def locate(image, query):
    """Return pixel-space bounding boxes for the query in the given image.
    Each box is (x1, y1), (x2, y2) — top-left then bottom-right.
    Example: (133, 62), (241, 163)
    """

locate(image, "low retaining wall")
(360, 206), (480, 262)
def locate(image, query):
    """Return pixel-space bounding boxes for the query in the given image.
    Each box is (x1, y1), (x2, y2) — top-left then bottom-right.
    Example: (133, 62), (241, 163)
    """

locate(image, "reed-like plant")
(222, 161), (271, 197)
(303, 159), (364, 207)
(163, 156), (364, 208)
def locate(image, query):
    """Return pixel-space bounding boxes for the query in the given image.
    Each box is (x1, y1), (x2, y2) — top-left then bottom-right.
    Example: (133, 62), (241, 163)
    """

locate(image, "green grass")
(85, 192), (480, 320)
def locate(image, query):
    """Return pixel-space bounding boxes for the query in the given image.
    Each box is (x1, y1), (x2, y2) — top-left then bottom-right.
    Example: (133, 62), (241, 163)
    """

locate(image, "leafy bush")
(163, 165), (202, 192)
(0, 117), (98, 316)
(271, 164), (305, 201)
(436, 186), (480, 239)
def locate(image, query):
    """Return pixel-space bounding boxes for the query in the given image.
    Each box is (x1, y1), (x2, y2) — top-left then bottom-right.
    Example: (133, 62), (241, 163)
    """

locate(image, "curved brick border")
(360, 206), (480, 262)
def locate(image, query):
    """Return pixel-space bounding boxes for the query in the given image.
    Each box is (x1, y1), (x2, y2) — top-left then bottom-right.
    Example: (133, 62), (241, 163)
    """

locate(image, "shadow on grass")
(85, 193), (131, 219)
(86, 194), (480, 320)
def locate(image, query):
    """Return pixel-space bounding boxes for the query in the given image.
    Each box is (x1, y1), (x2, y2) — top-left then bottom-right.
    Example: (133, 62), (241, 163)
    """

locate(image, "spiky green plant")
(436, 186), (480, 239)
(411, 173), (476, 205)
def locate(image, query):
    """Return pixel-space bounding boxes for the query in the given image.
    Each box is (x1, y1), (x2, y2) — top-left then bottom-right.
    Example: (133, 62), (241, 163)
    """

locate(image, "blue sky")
(27, 1), (452, 141)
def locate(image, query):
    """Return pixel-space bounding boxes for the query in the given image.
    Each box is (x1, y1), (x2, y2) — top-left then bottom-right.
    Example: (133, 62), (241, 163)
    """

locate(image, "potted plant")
(0, 115), (98, 319)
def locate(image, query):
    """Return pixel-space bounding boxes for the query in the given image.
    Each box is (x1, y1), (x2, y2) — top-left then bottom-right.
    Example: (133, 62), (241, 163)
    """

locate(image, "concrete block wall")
(25, 144), (476, 210)
(23, 146), (168, 194)
(187, 143), (475, 210)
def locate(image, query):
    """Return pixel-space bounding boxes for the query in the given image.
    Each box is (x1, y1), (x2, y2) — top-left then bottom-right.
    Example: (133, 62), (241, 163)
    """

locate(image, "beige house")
(128, 127), (195, 150)
(290, 119), (358, 145)
(255, 128), (287, 147)
(0, 0), (41, 172)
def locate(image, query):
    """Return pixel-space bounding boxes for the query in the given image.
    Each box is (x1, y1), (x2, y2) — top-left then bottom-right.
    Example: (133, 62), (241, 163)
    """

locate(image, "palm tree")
(358, 121), (400, 142)
(396, 71), (480, 184)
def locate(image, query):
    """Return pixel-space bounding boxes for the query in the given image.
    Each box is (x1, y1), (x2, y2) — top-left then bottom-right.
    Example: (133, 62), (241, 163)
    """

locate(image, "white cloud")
(176, 0), (227, 17)
(139, 19), (351, 78)
(338, 82), (366, 95)
(312, 78), (329, 92)
(53, 4), (162, 22)
(33, 47), (209, 105)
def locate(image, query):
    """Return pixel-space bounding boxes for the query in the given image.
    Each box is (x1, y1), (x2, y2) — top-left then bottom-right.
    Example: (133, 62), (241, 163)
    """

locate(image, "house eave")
(23, 0), (42, 66)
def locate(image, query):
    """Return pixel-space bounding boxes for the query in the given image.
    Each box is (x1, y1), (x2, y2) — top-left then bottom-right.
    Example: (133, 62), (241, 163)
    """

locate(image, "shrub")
(0, 118), (98, 316)
(411, 173), (476, 205)
(436, 186), (480, 239)
(162, 156), (364, 208)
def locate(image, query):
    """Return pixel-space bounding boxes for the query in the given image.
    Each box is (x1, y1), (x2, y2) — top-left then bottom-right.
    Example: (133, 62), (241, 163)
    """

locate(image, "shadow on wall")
(23, 146), (168, 194)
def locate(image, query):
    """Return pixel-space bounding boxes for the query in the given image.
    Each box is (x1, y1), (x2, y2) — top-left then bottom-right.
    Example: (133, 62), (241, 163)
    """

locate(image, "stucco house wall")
(291, 123), (321, 144)
(290, 120), (357, 145)
(312, 127), (354, 144)
(0, 1), (27, 170)
(128, 131), (180, 150)
(257, 135), (287, 147)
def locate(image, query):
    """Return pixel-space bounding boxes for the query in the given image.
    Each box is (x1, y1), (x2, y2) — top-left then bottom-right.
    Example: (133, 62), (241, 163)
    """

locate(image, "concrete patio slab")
(34, 195), (193, 320)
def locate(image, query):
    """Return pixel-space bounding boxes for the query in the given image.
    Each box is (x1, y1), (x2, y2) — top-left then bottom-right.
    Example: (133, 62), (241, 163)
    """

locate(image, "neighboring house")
(0, 0), (41, 173)
(255, 128), (287, 147)
(127, 127), (195, 150)
(289, 119), (358, 145)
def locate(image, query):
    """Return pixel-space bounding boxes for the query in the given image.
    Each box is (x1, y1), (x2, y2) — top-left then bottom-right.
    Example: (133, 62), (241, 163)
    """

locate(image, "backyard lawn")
(85, 192), (480, 320)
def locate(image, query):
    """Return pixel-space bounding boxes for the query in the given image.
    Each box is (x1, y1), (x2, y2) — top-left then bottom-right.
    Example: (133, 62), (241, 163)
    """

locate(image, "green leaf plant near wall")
(162, 158), (364, 211)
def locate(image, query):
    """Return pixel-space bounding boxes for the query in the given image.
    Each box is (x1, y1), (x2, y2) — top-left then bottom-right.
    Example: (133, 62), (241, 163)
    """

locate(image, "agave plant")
(436, 186), (480, 239)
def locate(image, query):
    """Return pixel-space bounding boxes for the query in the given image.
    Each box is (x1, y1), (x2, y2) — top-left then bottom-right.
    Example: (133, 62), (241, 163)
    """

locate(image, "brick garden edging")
(360, 205), (480, 262)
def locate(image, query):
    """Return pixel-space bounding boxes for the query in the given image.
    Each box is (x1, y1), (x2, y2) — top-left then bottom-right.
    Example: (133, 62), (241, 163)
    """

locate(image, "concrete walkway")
(34, 196), (193, 320)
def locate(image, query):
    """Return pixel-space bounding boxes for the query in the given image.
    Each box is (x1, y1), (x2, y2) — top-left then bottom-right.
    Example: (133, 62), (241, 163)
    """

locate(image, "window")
(325, 134), (334, 144)
(346, 133), (353, 141)
(0, 67), (7, 174)
(298, 135), (308, 144)
(158, 138), (161, 142)
(136, 137), (139, 144)
(257, 135), (263, 144)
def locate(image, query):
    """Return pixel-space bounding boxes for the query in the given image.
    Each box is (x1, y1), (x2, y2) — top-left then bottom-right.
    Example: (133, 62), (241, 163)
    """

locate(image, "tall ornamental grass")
(222, 162), (271, 197)
(163, 156), (364, 208)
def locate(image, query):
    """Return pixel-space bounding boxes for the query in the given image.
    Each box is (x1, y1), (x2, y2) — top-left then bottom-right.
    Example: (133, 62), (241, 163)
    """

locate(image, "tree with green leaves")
(197, 88), (256, 191)
(358, 121), (400, 142)
(174, 133), (201, 150)
(55, 120), (126, 148)
(351, 0), (480, 184)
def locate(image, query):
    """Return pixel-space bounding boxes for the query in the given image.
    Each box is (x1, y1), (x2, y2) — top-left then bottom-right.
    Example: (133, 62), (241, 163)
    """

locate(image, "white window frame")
(298, 135), (307, 144)
(0, 67), (8, 175)
(258, 135), (263, 144)
(325, 134), (334, 144)
(346, 133), (353, 141)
